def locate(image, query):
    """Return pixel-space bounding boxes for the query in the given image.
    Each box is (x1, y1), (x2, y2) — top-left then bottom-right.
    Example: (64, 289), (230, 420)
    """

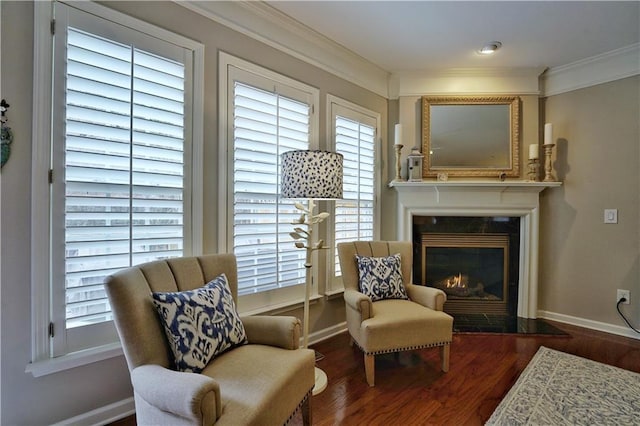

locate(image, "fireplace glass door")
(422, 233), (509, 314)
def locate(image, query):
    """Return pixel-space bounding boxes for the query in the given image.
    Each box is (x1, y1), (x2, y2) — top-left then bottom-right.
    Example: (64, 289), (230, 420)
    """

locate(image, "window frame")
(218, 52), (321, 314)
(326, 94), (381, 293)
(30, 0), (204, 373)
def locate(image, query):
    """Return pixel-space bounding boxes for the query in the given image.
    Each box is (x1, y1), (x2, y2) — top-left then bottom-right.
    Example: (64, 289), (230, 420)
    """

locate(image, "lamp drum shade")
(281, 150), (343, 199)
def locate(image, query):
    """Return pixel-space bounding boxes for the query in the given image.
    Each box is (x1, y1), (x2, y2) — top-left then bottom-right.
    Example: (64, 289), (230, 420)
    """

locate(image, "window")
(60, 27), (186, 330)
(328, 96), (380, 285)
(32, 1), (203, 362)
(219, 53), (319, 312)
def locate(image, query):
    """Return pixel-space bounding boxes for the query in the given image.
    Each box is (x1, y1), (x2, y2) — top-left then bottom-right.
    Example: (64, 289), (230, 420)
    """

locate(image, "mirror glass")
(422, 96), (520, 178)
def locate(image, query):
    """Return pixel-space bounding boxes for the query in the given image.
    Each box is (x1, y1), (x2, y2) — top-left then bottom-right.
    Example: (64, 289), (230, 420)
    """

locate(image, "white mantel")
(389, 180), (561, 319)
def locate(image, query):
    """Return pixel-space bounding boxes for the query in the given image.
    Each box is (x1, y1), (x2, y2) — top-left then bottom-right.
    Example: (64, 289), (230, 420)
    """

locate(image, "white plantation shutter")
(232, 82), (309, 294)
(334, 115), (376, 275)
(57, 27), (186, 330)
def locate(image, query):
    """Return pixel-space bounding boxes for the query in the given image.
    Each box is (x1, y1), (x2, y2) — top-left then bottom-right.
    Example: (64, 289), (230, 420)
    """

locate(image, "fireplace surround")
(390, 180), (560, 319)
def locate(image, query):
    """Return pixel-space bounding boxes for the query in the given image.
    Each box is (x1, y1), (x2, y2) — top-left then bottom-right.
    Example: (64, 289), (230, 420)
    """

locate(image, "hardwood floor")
(111, 321), (640, 425)
(296, 321), (640, 425)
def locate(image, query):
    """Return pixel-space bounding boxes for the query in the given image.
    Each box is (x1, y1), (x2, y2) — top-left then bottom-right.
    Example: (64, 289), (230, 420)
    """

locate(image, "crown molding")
(178, 0), (389, 98)
(177, 1), (636, 100)
(541, 43), (640, 96)
(389, 67), (546, 98)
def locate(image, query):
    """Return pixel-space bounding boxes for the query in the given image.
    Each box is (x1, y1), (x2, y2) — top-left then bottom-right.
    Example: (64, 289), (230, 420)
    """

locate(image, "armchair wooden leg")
(364, 353), (375, 386)
(440, 344), (450, 373)
(301, 393), (312, 426)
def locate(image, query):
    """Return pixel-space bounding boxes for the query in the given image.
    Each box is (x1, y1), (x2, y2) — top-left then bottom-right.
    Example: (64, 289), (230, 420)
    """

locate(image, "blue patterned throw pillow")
(151, 273), (248, 373)
(356, 253), (409, 302)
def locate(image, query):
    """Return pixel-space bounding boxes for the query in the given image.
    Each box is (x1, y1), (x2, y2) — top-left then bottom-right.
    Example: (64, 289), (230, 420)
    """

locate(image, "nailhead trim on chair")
(284, 388), (313, 426)
(353, 340), (452, 356)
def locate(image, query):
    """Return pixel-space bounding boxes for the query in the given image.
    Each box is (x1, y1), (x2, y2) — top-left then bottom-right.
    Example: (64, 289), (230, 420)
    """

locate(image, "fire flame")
(446, 272), (466, 289)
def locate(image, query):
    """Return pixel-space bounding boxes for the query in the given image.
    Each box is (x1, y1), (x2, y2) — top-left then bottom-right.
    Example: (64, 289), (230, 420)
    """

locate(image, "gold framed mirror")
(422, 96), (520, 178)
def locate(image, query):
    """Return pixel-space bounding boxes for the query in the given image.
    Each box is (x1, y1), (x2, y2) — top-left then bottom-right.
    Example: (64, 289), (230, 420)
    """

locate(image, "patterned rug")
(487, 346), (640, 425)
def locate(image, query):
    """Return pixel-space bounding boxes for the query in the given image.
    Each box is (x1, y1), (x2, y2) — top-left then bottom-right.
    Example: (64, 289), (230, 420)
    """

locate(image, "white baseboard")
(52, 397), (135, 426)
(538, 310), (640, 341)
(307, 321), (348, 346)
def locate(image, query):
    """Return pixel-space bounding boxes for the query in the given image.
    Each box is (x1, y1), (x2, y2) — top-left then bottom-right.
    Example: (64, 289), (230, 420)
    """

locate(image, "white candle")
(394, 124), (403, 145)
(544, 123), (553, 145)
(529, 144), (538, 160)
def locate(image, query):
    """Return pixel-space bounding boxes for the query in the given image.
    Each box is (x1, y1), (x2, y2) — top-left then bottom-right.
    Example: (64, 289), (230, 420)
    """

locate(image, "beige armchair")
(105, 254), (315, 425)
(337, 241), (453, 386)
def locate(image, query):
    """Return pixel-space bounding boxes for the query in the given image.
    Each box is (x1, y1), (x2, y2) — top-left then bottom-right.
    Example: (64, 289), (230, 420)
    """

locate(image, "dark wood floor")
(111, 321), (640, 425)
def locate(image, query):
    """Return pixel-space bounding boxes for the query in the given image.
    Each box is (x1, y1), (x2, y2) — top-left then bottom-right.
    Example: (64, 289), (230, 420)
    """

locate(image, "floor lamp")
(281, 150), (343, 396)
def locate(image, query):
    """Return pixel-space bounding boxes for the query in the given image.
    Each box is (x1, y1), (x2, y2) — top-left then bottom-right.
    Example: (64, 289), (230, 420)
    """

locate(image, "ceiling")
(265, 1), (640, 73)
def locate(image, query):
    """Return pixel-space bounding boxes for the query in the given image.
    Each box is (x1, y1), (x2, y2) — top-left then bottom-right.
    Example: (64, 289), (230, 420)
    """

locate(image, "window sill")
(324, 288), (345, 300)
(240, 294), (323, 316)
(26, 342), (123, 378)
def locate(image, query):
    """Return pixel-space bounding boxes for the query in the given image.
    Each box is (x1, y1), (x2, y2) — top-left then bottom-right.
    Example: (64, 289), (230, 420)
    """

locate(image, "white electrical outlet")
(617, 289), (630, 304)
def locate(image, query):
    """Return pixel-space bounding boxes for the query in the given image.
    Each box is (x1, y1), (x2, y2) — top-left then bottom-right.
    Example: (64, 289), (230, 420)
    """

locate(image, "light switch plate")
(604, 209), (618, 224)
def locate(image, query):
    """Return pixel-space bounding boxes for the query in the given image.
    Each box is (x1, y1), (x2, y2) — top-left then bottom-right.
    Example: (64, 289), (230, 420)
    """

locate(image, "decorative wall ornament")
(1, 99), (13, 168)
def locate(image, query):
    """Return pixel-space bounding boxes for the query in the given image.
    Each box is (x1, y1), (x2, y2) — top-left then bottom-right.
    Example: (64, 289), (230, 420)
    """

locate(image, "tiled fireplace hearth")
(390, 180), (560, 319)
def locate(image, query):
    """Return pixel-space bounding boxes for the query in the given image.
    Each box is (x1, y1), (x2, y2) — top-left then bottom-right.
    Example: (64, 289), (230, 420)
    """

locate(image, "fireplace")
(422, 233), (509, 315)
(389, 181), (559, 318)
(414, 216), (520, 316)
